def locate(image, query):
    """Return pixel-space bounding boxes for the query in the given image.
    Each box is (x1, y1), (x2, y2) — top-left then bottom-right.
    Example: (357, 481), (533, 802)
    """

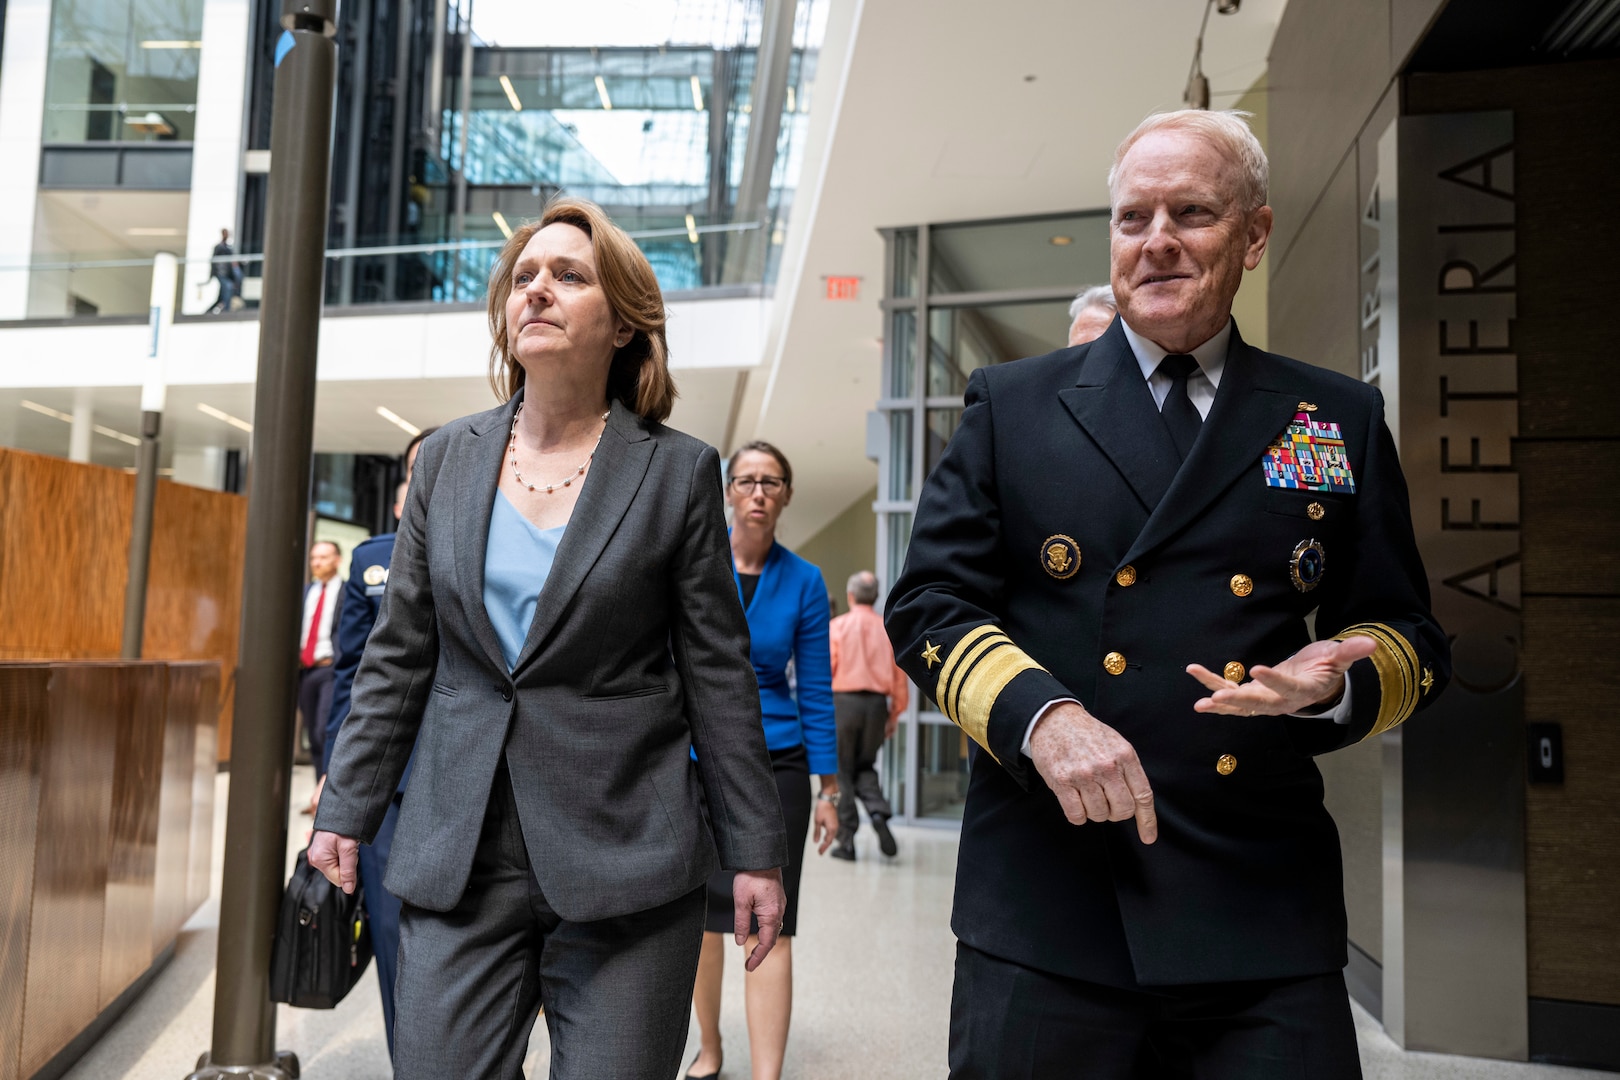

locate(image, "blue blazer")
(736, 541), (836, 776)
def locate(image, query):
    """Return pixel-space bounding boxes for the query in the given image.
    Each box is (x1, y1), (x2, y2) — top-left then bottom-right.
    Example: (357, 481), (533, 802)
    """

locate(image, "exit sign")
(825, 276), (860, 301)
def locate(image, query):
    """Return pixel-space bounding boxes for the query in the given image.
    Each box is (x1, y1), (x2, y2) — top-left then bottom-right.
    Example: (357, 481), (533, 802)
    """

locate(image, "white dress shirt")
(1020, 319), (1350, 757)
(300, 576), (341, 665)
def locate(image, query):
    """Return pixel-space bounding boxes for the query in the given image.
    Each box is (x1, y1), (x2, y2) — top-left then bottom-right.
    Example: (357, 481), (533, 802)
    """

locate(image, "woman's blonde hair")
(486, 196), (677, 424)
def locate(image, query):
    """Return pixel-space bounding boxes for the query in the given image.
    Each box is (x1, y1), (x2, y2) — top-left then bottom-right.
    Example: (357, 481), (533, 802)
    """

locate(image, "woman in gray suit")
(309, 196), (789, 1080)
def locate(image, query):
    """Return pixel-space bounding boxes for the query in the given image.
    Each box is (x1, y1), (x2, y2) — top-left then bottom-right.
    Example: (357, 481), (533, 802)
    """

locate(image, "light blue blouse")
(484, 490), (566, 672)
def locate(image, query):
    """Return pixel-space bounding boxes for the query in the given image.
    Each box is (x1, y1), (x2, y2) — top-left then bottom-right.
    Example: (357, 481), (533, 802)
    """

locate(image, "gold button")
(1103, 651), (1127, 676)
(1223, 661), (1245, 683)
(1115, 565), (1137, 587)
(1307, 502), (1325, 521)
(1229, 574), (1254, 597)
(1216, 754), (1238, 776)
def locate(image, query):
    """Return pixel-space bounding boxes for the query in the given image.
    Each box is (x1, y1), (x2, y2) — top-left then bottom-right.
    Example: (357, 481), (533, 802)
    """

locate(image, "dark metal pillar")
(185, 1), (337, 1075)
(124, 251), (178, 658)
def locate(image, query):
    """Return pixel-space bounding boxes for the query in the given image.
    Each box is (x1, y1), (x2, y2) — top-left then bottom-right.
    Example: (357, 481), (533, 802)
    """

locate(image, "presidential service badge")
(1290, 538), (1327, 593)
(1040, 535), (1081, 580)
(1262, 411), (1356, 493)
(363, 564), (387, 586)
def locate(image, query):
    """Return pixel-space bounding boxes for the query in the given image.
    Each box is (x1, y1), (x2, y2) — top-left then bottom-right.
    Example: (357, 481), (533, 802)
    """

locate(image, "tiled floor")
(63, 771), (1611, 1080)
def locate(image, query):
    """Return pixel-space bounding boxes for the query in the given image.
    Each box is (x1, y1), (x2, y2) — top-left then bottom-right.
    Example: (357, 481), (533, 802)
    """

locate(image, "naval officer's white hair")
(1068, 284), (1116, 322)
(1107, 109), (1269, 213)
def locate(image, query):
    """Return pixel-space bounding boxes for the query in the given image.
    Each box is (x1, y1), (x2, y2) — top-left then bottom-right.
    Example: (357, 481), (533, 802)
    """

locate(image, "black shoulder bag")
(269, 847), (373, 1009)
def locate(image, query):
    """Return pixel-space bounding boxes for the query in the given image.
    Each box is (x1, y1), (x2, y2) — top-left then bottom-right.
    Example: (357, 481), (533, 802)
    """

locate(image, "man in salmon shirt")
(829, 570), (909, 860)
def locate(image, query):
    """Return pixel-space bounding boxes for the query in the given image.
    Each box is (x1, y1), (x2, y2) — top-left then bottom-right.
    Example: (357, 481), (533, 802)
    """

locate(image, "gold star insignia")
(1421, 666), (1435, 695)
(920, 640), (942, 670)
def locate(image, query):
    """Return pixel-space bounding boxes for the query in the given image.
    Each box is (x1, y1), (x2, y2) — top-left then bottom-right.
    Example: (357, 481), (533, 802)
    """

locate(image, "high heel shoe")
(684, 1051), (722, 1080)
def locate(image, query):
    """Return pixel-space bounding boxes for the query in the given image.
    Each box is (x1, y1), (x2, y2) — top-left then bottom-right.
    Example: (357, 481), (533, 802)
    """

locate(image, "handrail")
(0, 221), (762, 272)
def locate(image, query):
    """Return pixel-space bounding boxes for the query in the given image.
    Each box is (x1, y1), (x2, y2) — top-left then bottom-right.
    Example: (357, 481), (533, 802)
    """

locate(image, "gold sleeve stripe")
(934, 624), (1048, 764)
(936, 625), (1002, 721)
(1335, 622), (1420, 738)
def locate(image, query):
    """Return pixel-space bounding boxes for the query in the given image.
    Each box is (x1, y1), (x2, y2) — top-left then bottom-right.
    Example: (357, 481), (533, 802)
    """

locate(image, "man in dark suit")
(297, 539), (344, 785)
(317, 426), (436, 1061)
(886, 110), (1449, 1079)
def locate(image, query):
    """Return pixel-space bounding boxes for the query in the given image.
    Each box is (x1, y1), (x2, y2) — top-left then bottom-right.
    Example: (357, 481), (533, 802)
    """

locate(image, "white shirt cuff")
(1022, 698), (1080, 757)
(1290, 674), (1353, 724)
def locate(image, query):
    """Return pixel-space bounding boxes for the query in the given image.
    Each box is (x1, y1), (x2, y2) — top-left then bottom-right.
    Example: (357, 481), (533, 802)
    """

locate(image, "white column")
(0, 0), (52, 319)
(182, 0), (252, 315)
(69, 386), (93, 461)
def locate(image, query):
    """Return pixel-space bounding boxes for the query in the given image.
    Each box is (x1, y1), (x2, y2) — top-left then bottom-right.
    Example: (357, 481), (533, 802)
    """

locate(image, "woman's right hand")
(308, 829), (361, 894)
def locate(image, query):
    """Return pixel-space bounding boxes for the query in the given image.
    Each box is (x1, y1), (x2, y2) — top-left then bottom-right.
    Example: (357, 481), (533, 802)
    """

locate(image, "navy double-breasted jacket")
(885, 318), (1449, 988)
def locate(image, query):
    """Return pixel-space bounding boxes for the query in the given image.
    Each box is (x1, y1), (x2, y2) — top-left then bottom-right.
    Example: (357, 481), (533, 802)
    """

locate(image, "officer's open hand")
(308, 829), (360, 894)
(1187, 636), (1377, 716)
(1028, 703), (1157, 845)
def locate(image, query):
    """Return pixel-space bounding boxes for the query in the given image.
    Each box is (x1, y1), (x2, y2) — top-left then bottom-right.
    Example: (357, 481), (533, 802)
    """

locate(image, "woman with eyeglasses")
(686, 440), (838, 1080)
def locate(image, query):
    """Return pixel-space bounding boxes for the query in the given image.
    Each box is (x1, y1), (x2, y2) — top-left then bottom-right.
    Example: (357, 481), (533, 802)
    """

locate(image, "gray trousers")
(393, 762), (706, 1080)
(835, 691), (894, 841)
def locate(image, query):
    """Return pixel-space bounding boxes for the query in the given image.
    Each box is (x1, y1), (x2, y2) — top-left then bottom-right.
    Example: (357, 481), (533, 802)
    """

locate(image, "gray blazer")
(315, 392), (789, 920)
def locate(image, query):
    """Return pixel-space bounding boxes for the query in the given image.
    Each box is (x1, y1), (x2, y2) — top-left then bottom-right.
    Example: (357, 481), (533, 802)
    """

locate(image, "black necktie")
(1155, 353), (1202, 462)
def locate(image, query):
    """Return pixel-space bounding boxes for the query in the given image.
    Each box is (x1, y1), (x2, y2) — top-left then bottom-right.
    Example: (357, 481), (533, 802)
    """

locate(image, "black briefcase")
(269, 847), (373, 1009)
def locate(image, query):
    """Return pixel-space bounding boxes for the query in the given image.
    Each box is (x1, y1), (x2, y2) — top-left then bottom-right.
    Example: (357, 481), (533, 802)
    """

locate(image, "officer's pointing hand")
(1187, 636), (1378, 716)
(1028, 703), (1157, 845)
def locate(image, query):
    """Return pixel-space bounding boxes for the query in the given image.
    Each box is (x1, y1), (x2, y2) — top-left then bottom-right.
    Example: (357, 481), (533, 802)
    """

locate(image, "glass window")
(891, 228), (917, 298)
(885, 511), (912, 594)
(43, 0), (206, 143)
(928, 300), (1073, 398)
(925, 408), (961, 477)
(917, 722), (969, 820)
(888, 308), (915, 399)
(927, 212), (1111, 295)
(886, 411), (913, 503)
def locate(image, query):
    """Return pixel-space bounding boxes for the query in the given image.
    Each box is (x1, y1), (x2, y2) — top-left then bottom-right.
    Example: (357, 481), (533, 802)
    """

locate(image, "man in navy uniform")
(886, 110), (1448, 1078)
(319, 425), (437, 1060)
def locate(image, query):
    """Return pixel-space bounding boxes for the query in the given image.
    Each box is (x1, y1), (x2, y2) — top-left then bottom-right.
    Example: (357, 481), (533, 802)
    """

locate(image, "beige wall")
(793, 485), (877, 616)
(1230, 74), (1269, 352)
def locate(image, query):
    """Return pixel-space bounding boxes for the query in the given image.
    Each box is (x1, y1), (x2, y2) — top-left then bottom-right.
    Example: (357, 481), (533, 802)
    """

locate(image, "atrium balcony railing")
(0, 220), (765, 324)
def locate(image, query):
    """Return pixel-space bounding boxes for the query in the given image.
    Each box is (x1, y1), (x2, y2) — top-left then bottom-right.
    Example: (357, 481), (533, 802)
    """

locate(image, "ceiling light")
(94, 424), (140, 446)
(1049, 236), (1073, 246)
(1217, 0), (1241, 12)
(690, 75), (704, 112)
(124, 112), (175, 135)
(21, 399), (72, 422)
(21, 400), (138, 444)
(197, 402), (253, 432)
(140, 39), (202, 48)
(685, 214), (699, 245)
(741, 103), (752, 114)
(128, 226), (180, 236)
(376, 406), (421, 437)
(786, 86), (796, 113)
(491, 210), (513, 239)
(595, 75), (613, 110)
(498, 74), (523, 112)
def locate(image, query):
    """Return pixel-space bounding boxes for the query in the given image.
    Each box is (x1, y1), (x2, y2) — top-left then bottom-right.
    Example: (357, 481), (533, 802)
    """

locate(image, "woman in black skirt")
(687, 441), (839, 1080)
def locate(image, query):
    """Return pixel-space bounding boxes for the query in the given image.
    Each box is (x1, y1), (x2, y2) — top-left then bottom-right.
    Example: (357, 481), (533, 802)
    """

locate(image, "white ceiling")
(741, 0), (1286, 544)
(34, 190), (193, 259)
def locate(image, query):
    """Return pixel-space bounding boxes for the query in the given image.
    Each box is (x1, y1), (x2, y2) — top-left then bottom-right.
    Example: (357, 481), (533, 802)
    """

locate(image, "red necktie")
(301, 585), (325, 668)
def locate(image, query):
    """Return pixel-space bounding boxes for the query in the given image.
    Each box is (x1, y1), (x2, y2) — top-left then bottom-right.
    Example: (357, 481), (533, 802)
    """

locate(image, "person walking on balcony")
(207, 228), (240, 313)
(829, 570), (907, 860)
(310, 196), (787, 1080)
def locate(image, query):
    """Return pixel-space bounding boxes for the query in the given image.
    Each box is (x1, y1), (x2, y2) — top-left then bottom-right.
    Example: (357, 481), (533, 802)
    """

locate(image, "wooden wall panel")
(0, 667), (48, 1080)
(1523, 598), (1620, 1005)
(98, 664), (166, 1007)
(152, 668), (198, 948)
(183, 664), (220, 919)
(20, 666), (118, 1077)
(0, 448), (247, 760)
